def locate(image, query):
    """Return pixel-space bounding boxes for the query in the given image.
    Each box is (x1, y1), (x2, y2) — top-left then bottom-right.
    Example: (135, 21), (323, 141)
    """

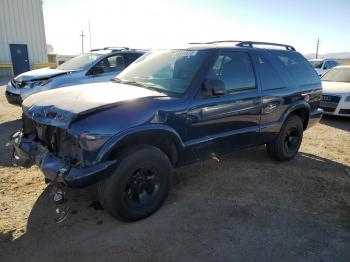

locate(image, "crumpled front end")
(6, 77), (54, 105)
(11, 114), (117, 188)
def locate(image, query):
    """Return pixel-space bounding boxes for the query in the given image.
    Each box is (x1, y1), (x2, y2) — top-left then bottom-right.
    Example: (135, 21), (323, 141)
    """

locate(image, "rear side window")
(124, 53), (143, 66)
(274, 51), (319, 86)
(207, 51), (256, 92)
(254, 55), (285, 90)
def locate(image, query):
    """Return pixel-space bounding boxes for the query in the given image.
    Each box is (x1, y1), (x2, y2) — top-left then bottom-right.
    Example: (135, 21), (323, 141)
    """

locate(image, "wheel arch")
(283, 103), (310, 130)
(97, 125), (184, 167)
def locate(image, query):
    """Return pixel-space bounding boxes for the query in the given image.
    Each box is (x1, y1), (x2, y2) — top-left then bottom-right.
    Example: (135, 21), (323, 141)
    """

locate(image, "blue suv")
(11, 41), (323, 221)
(5, 47), (145, 105)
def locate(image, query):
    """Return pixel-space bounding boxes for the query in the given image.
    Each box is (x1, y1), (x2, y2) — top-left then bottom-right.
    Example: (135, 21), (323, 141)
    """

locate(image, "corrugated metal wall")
(0, 0), (48, 67)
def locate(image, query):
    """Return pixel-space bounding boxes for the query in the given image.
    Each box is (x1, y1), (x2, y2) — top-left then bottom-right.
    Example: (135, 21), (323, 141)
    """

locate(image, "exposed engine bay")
(21, 114), (83, 168)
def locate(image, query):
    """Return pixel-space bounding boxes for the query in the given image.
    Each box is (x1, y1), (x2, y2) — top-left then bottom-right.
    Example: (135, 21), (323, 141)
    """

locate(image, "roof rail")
(188, 40), (296, 51)
(90, 47), (129, 52)
(236, 41), (296, 51)
(205, 40), (243, 44)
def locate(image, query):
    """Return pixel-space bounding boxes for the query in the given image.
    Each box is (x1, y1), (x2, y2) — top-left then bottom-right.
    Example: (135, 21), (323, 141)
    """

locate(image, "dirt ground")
(0, 85), (349, 262)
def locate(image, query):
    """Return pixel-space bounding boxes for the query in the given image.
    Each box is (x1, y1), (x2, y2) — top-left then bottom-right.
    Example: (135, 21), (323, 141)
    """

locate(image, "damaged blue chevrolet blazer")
(12, 41), (323, 221)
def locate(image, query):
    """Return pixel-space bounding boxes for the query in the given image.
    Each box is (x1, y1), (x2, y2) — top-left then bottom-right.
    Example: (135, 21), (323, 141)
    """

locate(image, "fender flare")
(96, 124), (185, 162)
(281, 101), (310, 124)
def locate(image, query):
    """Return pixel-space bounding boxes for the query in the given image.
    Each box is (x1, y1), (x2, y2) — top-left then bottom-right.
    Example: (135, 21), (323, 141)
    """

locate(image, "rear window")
(274, 51), (319, 86)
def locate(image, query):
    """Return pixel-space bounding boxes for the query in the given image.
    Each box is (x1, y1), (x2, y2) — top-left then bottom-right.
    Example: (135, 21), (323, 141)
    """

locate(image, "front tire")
(266, 115), (304, 161)
(98, 145), (173, 221)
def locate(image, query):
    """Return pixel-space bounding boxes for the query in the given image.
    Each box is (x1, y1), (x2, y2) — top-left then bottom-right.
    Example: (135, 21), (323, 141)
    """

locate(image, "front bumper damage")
(5, 81), (23, 105)
(11, 131), (117, 188)
(5, 91), (23, 105)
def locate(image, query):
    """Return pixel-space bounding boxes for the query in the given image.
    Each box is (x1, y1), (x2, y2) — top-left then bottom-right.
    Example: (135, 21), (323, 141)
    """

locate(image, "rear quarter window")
(273, 51), (319, 86)
(253, 54), (286, 90)
(124, 53), (144, 66)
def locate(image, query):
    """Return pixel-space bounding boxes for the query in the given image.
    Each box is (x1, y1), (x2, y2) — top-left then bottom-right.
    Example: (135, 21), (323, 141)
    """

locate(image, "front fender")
(96, 124), (185, 162)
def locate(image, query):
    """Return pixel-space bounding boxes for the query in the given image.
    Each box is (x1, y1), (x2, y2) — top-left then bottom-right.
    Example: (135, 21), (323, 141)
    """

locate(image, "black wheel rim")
(124, 167), (161, 208)
(284, 127), (300, 155)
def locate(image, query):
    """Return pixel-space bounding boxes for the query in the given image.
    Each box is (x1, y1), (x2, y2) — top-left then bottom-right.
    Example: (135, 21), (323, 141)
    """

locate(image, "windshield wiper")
(111, 77), (145, 87)
(111, 77), (122, 83)
(111, 78), (167, 94)
(120, 80), (151, 88)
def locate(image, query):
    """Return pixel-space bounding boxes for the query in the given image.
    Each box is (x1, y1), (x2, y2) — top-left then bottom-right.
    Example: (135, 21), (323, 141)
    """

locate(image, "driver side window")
(323, 61), (330, 70)
(92, 55), (126, 74)
(206, 51), (256, 92)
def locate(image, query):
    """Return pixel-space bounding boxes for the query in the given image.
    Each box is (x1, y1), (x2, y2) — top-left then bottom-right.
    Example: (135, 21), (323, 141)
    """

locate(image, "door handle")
(252, 98), (261, 105)
(263, 102), (279, 114)
(267, 103), (277, 110)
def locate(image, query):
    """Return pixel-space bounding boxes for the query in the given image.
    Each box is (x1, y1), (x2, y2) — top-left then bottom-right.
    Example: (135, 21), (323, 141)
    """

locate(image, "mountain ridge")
(304, 52), (350, 59)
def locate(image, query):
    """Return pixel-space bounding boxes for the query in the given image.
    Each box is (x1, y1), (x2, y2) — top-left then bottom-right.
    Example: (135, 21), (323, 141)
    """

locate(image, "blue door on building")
(9, 44), (30, 75)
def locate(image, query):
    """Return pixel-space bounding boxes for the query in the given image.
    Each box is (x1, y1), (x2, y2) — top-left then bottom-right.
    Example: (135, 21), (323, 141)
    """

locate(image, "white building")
(0, 0), (48, 76)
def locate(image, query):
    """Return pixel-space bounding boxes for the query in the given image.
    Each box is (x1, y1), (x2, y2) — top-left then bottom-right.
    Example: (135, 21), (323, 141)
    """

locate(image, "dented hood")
(22, 82), (166, 128)
(15, 67), (72, 82)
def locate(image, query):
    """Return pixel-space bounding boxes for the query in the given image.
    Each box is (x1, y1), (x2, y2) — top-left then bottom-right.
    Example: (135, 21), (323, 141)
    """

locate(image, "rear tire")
(98, 145), (173, 221)
(266, 115), (304, 161)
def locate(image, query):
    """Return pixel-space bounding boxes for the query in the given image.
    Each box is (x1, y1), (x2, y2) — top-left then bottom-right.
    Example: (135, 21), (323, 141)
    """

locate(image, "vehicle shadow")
(1, 147), (349, 261)
(320, 115), (350, 132)
(0, 119), (21, 167)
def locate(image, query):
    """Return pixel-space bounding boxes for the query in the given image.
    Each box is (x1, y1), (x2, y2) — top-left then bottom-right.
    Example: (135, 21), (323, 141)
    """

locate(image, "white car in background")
(319, 66), (350, 117)
(309, 59), (339, 76)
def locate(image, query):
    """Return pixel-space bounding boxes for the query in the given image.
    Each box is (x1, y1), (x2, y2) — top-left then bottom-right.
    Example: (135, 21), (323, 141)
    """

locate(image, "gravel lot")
(0, 85), (349, 262)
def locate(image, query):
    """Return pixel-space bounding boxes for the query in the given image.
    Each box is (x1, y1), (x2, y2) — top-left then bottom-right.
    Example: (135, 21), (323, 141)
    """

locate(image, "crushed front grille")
(22, 114), (83, 166)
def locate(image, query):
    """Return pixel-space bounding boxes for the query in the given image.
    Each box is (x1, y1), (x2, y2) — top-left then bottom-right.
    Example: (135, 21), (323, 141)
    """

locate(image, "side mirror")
(90, 66), (104, 76)
(202, 79), (227, 97)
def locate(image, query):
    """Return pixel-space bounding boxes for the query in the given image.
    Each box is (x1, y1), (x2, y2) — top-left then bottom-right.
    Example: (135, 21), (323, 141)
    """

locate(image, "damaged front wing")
(10, 131), (118, 188)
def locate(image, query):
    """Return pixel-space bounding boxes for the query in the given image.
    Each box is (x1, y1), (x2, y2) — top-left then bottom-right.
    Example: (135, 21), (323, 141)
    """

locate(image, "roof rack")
(204, 40), (242, 44)
(90, 47), (148, 52)
(237, 41), (296, 51)
(90, 47), (129, 52)
(189, 40), (296, 51)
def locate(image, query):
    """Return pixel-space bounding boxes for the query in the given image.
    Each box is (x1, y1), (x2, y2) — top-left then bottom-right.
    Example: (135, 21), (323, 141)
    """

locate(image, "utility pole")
(315, 38), (320, 59)
(80, 30), (86, 54)
(88, 21), (92, 51)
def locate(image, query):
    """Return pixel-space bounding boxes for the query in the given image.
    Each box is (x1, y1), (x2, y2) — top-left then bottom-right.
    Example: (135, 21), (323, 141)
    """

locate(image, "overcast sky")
(43, 0), (350, 55)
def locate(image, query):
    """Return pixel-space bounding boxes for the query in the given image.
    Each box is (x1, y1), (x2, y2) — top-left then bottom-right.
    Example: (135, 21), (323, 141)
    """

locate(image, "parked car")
(11, 41), (322, 221)
(319, 66), (350, 117)
(5, 47), (145, 105)
(309, 58), (339, 76)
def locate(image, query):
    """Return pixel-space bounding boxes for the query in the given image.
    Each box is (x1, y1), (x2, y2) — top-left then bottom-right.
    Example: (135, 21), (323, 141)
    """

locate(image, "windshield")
(115, 50), (210, 95)
(57, 53), (102, 70)
(309, 60), (323, 69)
(321, 68), (350, 83)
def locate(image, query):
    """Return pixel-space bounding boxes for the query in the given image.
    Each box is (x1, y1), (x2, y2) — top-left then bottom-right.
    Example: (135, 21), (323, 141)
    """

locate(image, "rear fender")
(281, 101), (310, 127)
